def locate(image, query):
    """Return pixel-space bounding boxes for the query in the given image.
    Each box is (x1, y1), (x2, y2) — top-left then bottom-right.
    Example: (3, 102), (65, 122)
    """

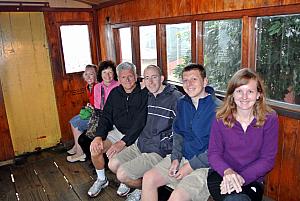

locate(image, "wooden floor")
(0, 146), (275, 201)
(0, 146), (126, 201)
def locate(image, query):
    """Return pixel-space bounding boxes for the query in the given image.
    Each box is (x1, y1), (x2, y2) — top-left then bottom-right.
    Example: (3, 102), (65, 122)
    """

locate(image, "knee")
(143, 169), (161, 188)
(116, 166), (129, 183)
(108, 158), (120, 173)
(168, 188), (189, 201)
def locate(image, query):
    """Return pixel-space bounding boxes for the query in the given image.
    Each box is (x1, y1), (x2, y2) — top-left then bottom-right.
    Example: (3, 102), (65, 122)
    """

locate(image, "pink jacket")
(94, 80), (119, 109)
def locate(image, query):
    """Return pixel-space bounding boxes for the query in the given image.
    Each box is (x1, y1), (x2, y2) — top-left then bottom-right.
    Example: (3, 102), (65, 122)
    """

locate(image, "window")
(119, 27), (132, 63)
(256, 14), (300, 105)
(203, 19), (242, 91)
(139, 25), (157, 74)
(60, 25), (92, 74)
(166, 23), (191, 82)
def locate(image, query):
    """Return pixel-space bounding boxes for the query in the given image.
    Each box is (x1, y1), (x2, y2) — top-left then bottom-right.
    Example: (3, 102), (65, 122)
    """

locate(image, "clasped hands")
(168, 160), (193, 180)
(221, 168), (245, 194)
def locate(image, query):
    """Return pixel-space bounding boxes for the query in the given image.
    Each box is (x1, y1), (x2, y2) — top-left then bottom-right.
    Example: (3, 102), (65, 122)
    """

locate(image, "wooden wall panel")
(0, 81), (14, 161)
(0, 12), (61, 156)
(44, 11), (98, 142)
(276, 117), (299, 201)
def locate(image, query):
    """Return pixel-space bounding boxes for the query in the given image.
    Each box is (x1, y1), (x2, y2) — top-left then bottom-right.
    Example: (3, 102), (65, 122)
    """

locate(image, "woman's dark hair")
(97, 60), (118, 82)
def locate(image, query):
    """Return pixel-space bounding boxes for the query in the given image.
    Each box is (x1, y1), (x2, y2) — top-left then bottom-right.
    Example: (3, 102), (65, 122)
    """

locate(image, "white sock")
(96, 169), (106, 180)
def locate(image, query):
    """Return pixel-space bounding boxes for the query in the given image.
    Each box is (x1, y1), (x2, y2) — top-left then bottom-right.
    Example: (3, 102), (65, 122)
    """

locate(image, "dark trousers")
(78, 133), (93, 160)
(207, 170), (264, 201)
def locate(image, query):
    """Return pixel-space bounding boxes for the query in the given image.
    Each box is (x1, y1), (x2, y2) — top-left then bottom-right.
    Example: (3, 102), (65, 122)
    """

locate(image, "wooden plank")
(264, 115), (284, 200)
(277, 117), (299, 201)
(11, 163), (48, 201)
(32, 157), (80, 201)
(0, 79), (14, 161)
(52, 153), (95, 200)
(0, 165), (17, 201)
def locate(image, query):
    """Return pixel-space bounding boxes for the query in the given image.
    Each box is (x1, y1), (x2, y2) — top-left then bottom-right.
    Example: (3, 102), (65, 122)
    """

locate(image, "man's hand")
(169, 160), (180, 177)
(174, 162), (193, 180)
(106, 140), (126, 159)
(221, 168), (245, 194)
(90, 137), (103, 155)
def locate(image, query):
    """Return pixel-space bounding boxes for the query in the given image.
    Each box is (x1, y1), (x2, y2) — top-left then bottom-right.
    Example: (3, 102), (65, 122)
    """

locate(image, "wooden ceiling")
(73, 0), (131, 7)
(73, 0), (112, 6)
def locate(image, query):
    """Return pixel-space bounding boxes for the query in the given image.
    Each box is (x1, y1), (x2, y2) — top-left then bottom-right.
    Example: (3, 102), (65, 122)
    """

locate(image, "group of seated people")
(67, 60), (279, 201)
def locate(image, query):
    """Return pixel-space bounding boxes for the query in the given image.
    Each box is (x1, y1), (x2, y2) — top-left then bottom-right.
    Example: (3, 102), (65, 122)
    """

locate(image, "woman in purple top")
(207, 68), (279, 201)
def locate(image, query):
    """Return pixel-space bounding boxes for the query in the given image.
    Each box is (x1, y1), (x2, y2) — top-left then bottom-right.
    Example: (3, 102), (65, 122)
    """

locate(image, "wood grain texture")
(0, 166), (17, 201)
(0, 81), (14, 161)
(44, 11), (99, 142)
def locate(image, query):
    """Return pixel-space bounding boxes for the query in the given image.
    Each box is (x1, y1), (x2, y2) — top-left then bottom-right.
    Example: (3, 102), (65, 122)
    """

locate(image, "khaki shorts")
(106, 126), (124, 144)
(115, 143), (163, 180)
(155, 155), (210, 201)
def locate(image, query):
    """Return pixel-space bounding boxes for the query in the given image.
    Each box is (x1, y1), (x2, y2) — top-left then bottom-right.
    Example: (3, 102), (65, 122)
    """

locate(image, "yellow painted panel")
(0, 12), (61, 155)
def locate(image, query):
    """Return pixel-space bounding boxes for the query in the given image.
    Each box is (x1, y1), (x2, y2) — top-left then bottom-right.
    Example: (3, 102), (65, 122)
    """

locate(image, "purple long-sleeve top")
(208, 112), (279, 185)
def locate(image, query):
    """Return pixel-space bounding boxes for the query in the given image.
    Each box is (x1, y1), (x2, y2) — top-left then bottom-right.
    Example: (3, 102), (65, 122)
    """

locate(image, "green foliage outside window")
(204, 19), (242, 91)
(256, 15), (300, 104)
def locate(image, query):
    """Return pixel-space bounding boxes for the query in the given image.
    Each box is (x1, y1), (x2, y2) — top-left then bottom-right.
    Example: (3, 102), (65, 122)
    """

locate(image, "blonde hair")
(83, 64), (97, 81)
(217, 68), (273, 128)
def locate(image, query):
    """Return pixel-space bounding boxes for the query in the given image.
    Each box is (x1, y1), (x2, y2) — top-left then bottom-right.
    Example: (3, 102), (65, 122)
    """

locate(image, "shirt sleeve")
(239, 113), (279, 185)
(171, 132), (184, 162)
(189, 150), (209, 169)
(208, 118), (231, 176)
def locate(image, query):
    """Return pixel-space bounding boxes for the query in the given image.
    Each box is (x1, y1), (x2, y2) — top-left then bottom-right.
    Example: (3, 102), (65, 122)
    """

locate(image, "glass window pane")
(204, 19), (242, 91)
(119, 27), (132, 63)
(256, 15), (300, 105)
(166, 23), (191, 82)
(139, 25), (157, 74)
(60, 25), (92, 74)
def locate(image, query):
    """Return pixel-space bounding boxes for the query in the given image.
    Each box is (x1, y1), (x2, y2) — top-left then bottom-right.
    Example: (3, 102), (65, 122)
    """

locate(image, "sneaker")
(66, 153), (86, 162)
(125, 189), (141, 201)
(88, 178), (109, 197)
(117, 183), (130, 197)
(67, 146), (76, 155)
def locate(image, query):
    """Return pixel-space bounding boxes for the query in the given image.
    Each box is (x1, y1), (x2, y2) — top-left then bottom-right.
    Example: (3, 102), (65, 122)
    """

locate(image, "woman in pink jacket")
(67, 60), (119, 162)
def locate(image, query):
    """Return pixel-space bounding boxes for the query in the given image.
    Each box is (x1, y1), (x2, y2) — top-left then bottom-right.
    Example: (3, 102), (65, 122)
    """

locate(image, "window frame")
(58, 22), (97, 76)
(110, 5), (300, 115)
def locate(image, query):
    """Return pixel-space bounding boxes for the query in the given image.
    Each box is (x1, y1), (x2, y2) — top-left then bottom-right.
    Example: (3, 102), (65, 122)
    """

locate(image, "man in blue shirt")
(142, 64), (220, 201)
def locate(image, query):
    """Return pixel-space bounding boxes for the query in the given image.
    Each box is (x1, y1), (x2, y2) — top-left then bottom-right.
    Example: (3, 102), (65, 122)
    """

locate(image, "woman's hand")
(221, 168), (245, 194)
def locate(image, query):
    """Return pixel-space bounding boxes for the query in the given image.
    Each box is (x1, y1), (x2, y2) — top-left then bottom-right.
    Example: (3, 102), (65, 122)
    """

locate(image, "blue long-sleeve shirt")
(171, 86), (220, 169)
(208, 112), (279, 185)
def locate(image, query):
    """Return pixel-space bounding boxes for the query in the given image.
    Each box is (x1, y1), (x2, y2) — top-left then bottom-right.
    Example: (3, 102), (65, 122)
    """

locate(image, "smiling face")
(118, 69), (137, 93)
(233, 79), (260, 112)
(83, 67), (97, 85)
(182, 69), (208, 101)
(101, 67), (114, 86)
(143, 67), (164, 96)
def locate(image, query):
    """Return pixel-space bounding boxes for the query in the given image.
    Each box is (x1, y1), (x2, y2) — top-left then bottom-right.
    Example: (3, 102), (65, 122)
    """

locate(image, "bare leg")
(168, 188), (190, 201)
(117, 166), (142, 188)
(142, 168), (168, 201)
(71, 125), (84, 156)
(91, 140), (112, 170)
(108, 157), (121, 174)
